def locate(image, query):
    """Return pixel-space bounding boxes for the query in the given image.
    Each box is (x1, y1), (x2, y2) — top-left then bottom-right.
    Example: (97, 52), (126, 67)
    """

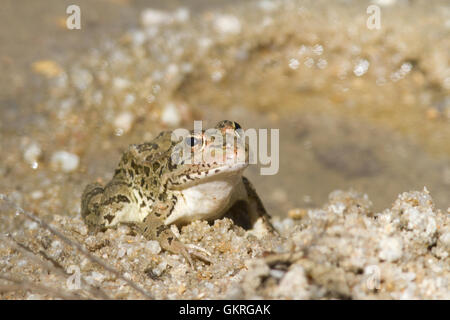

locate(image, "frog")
(81, 120), (276, 266)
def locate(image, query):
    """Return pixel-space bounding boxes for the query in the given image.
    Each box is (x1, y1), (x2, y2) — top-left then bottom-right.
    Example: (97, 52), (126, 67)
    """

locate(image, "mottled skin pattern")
(81, 120), (275, 266)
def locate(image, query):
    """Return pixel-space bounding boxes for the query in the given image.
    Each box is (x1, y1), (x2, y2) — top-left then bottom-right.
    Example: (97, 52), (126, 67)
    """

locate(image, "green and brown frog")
(81, 120), (275, 265)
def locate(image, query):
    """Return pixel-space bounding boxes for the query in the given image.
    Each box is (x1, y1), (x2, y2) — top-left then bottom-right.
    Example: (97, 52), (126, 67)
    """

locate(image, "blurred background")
(0, 0), (449, 226)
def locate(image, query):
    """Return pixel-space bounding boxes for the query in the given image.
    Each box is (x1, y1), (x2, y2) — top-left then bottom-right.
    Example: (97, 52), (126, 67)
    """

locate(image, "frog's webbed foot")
(139, 216), (212, 268)
(168, 238), (212, 267)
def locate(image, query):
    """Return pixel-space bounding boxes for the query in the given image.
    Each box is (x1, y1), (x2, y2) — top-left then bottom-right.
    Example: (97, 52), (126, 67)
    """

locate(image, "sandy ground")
(0, 188), (448, 299)
(0, 0), (449, 299)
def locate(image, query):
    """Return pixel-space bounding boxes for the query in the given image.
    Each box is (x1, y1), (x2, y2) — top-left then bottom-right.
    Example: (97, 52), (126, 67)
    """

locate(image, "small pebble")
(113, 112), (135, 134)
(161, 103), (181, 126)
(50, 151), (80, 172)
(141, 9), (173, 26)
(378, 237), (403, 262)
(146, 240), (161, 255)
(214, 15), (241, 35)
(173, 8), (190, 23)
(23, 143), (42, 166)
(288, 208), (307, 219)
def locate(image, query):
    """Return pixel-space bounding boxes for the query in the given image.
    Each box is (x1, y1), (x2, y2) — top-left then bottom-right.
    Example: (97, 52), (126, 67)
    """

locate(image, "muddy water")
(0, 0), (449, 225)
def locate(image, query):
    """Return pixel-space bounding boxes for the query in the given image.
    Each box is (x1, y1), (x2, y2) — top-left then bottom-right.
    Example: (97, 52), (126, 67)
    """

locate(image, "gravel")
(0, 188), (448, 299)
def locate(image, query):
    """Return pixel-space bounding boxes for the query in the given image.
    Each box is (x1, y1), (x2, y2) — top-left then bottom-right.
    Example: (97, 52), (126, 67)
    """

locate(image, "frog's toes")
(185, 243), (213, 264)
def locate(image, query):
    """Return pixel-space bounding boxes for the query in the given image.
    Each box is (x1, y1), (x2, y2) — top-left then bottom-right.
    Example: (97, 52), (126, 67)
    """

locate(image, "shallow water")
(0, 0), (449, 225)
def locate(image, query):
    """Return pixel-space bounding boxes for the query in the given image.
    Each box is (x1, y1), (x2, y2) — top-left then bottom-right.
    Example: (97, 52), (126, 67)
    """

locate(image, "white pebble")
(198, 37), (212, 50)
(126, 247), (134, 256)
(117, 225), (131, 235)
(50, 151), (79, 172)
(269, 269), (285, 279)
(146, 240), (161, 255)
(123, 93), (136, 107)
(166, 63), (179, 79)
(372, 0), (397, 6)
(329, 202), (346, 216)
(317, 58), (328, 69)
(275, 265), (308, 299)
(24, 220), (38, 230)
(51, 240), (62, 248)
(117, 248), (126, 258)
(30, 190), (44, 200)
(258, 0), (278, 12)
(113, 112), (135, 134)
(173, 8), (190, 23)
(113, 77), (131, 90)
(90, 271), (105, 283)
(214, 15), (241, 35)
(161, 103), (181, 126)
(378, 237), (403, 262)
(288, 58), (300, 70)
(153, 261), (168, 276)
(312, 44), (323, 55)
(304, 57), (314, 68)
(141, 9), (173, 26)
(438, 232), (450, 248)
(130, 30), (146, 46)
(17, 259), (28, 267)
(282, 218), (294, 229)
(353, 59), (370, 77)
(71, 68), (93, 90)
(23, 143), (42, 166)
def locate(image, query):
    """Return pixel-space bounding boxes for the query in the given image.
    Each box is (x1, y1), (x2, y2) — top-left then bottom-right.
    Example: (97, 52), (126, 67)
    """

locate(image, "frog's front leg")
(241, 176), (278, 236)
(137, 212), (211, 267)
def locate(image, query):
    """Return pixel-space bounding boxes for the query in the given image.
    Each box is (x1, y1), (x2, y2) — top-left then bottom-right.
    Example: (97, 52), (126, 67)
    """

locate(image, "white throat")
(164, 174), (247, 225)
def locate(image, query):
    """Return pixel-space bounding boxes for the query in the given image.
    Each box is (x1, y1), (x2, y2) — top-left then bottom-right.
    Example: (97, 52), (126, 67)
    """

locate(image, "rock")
(113, 77), (131, 90)
(242, 259), (270, 297)
(145, 240), (161, 255)
(173, 8), (190, 23)
(372, 0), (397, 6)
(113, 111), (135, 134)
(288, 208), (307, 219)
(31, 60), (63, 78)
(353, 59), (370, 77)
(378, 237), (403, 262)
(141, 9), (173, 26)
(23, 143), (42, 168)
(393, 189), (438, 246)
(275, 265), (309, 299)
(50, 151), (79, 172)
(70, 68), (93, 90)
(214, 15), (241, 35)
(161, 103), (181, 126)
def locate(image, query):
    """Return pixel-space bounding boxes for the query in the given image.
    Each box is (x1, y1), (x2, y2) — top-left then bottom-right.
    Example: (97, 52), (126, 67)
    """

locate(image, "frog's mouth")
(168, 162), (248, 190)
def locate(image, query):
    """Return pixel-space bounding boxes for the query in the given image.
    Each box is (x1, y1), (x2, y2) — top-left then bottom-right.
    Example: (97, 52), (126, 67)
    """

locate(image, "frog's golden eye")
(185, 136), (200, 147)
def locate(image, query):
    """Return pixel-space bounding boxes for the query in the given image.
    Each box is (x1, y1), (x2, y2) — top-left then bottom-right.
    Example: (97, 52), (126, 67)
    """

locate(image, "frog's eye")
(185, 136), (200, 147)
(216, 120), (242, 131)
